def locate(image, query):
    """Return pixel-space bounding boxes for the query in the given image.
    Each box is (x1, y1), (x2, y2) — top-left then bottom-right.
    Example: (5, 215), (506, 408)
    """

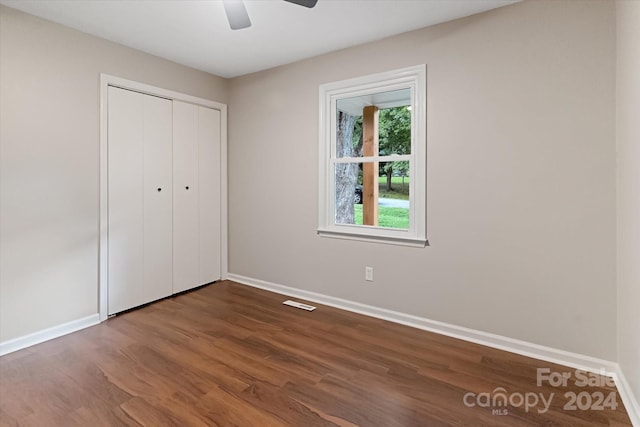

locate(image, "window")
(318, 65), (427, 247)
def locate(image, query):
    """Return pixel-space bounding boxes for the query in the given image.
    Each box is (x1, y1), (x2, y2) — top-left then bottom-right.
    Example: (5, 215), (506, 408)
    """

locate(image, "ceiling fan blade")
(283, 0), (318, 8)
(223, 0), (251, 30)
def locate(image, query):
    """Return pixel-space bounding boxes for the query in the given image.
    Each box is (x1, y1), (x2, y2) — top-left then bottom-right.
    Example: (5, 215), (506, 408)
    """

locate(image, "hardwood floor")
(0, 281), (632, 426)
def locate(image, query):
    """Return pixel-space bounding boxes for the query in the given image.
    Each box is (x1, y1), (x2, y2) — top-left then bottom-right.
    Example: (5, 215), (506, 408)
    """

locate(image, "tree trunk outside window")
(386, 167), (393, 191)
(335, 111), (358, 224)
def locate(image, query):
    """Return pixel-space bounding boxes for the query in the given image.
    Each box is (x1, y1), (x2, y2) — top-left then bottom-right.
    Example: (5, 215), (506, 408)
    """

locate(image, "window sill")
(317, 228), (428, 247)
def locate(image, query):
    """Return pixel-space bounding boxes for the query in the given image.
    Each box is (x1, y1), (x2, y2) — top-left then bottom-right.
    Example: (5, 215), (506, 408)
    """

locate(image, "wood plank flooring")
(0, 281), (632, 426)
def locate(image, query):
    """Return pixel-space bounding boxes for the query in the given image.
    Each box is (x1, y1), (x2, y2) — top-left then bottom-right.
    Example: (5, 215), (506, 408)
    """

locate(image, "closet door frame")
(99, 74), (228, 321)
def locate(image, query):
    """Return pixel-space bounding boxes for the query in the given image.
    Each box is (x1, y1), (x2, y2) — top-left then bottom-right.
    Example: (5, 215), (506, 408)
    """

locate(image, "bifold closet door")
(108, 86), (173, 315)
(173, 101), (221, 293)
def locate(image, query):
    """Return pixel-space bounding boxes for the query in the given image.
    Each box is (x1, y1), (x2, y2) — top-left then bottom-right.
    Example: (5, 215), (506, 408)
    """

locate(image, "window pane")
(335, 88), (412, 158)
(335, 162), (410, 230)
(377, 161), (410, 230)
(379, 161), (410, 199)
(379, 105), (412, 156)
(334, 162), (362, 225)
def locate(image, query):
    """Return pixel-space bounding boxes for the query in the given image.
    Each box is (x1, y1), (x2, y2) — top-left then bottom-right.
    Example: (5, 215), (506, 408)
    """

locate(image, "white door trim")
(99, 74), (228, 321)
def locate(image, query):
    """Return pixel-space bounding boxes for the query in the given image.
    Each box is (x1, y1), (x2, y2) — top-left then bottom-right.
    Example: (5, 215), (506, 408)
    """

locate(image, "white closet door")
(142, 94), (173, 302)
(173, 101), (221, 293)
(108, 87), (173, 314)
(173, 102), (200, 293)
(198, 107), (221, 284)
(108, 87), (144, 314)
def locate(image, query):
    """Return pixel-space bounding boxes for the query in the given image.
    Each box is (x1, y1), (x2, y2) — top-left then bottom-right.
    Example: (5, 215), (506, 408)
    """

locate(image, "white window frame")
(318, 65), (427, 247)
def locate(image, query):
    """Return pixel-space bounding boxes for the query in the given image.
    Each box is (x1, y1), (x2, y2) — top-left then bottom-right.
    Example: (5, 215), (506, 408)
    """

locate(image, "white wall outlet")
(365, 266), (374, 281)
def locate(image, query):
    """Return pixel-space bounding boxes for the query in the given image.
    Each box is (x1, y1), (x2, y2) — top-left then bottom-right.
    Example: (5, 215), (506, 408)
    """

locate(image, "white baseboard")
(0, 314), (100, 357)
(228, 273), (639, 426)
(614, 366), (640, 426)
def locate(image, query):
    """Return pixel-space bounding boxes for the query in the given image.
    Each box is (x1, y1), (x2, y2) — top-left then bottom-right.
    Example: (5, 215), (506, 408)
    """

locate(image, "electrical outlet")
(365, 266), (374, 282)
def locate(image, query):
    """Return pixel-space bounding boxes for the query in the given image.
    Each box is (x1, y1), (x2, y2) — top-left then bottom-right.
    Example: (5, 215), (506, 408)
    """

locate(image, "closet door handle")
(157, 188), (162, 192)
(185, 186), (190, 190)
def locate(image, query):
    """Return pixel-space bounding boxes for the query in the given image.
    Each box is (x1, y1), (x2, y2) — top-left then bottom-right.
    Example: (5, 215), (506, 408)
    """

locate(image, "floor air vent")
(282, 300), (316, 311)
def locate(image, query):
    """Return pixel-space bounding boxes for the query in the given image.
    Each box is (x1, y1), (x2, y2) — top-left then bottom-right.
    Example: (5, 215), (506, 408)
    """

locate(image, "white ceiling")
(0, 0), (520, 78)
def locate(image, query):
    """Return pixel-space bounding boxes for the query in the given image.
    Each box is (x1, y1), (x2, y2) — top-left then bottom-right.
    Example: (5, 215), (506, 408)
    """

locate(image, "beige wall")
(616, 0), (640, 403)
(228, 0), (617, 359)
(0, 5), (228, 342)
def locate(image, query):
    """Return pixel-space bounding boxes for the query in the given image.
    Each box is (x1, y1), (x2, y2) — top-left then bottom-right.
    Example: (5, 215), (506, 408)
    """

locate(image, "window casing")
(318, 65), (427, 247)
